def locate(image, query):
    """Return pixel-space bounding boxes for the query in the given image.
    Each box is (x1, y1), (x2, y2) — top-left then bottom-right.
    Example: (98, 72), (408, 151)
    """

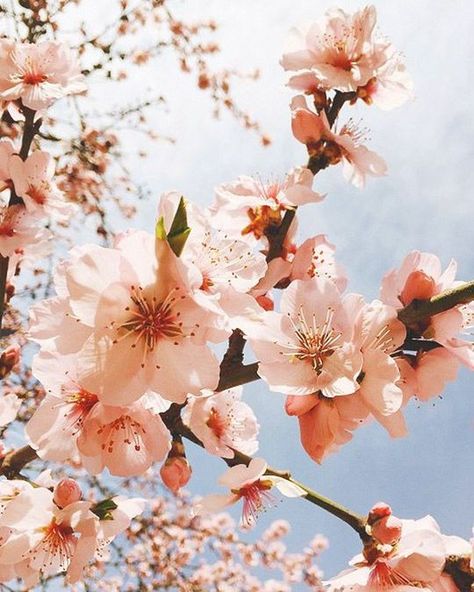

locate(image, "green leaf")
(167, 197), (191, 257)
(91, 498), (118, 521)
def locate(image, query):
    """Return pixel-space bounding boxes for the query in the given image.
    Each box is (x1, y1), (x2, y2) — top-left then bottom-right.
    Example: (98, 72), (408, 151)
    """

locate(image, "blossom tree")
(0, 2), (472, 591)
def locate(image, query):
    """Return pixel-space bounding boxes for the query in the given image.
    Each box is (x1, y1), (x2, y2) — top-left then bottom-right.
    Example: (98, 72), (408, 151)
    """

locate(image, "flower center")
(285, 307), (342, 373)
(58, 385), (99, 436)
(206, 407), (228, 439)
(31, 520), (76, 573)
(117, 285), (183, 353)
(21, 71), (48, 86)
(242, 205), (282, 239)
(233, 479), (274, 527)
(26, 182), (49, 205)
(97, 414), (146, 453)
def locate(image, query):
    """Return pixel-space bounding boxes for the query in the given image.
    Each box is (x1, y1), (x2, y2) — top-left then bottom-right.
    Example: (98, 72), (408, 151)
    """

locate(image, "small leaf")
(91, 498), (118, 521)
(167, 197), (191, 257)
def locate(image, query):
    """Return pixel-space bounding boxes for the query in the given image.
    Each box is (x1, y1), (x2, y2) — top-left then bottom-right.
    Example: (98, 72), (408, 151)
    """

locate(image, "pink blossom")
(327, 514), (470, 592)
(9, 151), (74, 220)
(366, 503), (402, 546)
(0, 40), (86, 110)
(0, 204), (50, 258)
(0, 345), (20, 379)
(197, 458), (304, 528)
(352, 298), (407, 437)
(285, 393), (369, 463)
(157, 192), (267, 335)
(212, 167), (322, 243)
(182, 387), (259, 458)
(291, 95), (387, 188)
(0, 486), (94, 586)
(247, 278), (362, 397)
(160, 456), (192, 494)
(26, 351), (99, 462)
(29, 230), (221, 405)
(381, 252), (473, 369)
(281, 5), (412, 108)
(53, 479), (82, 509)
(76, 398), (171, 477)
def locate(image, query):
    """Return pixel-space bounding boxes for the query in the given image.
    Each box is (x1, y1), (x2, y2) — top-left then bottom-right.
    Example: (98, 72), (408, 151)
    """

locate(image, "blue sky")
(54, 0), (474, 582)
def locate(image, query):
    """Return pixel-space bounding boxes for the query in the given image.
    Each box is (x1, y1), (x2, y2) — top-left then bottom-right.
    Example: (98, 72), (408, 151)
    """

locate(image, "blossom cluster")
(0, 4), (471, 591)
(0, 476), (144, 587)
(328, 503), (472, 592)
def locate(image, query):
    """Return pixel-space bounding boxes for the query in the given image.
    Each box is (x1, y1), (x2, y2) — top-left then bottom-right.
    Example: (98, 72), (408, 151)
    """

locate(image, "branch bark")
(398, 281), (474, 327)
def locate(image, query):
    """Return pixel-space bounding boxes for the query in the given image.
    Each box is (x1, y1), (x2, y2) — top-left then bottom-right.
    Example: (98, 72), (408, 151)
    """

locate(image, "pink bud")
(371, 515), (403, 545)
(400, 271), (435, 306)
(0, 345), (20, 379)
(53, 478), (82, 508)
(367, 502), (392, 524)
(367, 502), (402, 545)
(160, 457), (192, 495)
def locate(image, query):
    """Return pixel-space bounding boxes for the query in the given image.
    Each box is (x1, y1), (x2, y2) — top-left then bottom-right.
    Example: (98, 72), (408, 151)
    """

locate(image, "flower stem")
(175, 418), (366, 537)
(398, 281), (474, 327)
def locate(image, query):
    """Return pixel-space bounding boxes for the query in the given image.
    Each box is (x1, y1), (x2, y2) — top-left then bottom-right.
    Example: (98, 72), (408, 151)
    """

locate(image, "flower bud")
(160, 456), (192, 495)
(53, 478), (82, 508)
(371, 514), (403, 545)
(0, 345), (20, 379)
(400, 270), (435, 306)
(367, 502), (402, 546)
(160, 437), (192, 495)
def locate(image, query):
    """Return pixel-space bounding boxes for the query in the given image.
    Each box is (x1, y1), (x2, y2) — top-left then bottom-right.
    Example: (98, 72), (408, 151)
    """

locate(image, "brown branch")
(0, 445), (38, 478)
(398, 281), (474, 328)
(174, 417), (366, 536)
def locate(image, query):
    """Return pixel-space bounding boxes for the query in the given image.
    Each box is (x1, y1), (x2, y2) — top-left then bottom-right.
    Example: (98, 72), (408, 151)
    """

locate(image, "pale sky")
(50, 0), (474, 584)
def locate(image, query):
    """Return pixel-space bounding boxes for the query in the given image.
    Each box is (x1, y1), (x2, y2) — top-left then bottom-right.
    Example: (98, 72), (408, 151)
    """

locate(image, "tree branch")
(398, 281), (474, 328)
(174, 418), (367, 537)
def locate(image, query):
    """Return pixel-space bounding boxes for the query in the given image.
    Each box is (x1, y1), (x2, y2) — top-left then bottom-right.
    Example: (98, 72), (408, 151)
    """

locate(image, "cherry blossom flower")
(0, 40), (86, 111)
(381, 251), (474, 369)
(0, 344), (20, 379)
(197, 458), (304, 528)
(157, 192), (267, 335)
(76, 398), (171, 477)
(9, 151), (74, 220)
(182, 387), (259, 458)
(285, 392), (369, 463)
(326, 514), (471, 592)
(212, 167), (322, 243)
(0, 486), (95, 587)
(291, 95), (387, 188)
(160, 455), (192, 494)
(352, 297), (407, 437)
(0, 204), (50, 258)
(281, 5), (412, 109)
(29, 230), (221, 406)
(247, 278), (362, 397)
(26, 351), (100, 462)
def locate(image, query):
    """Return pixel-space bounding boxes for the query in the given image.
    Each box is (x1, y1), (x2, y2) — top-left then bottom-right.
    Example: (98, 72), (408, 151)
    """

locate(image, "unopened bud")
(400, 271), (435, 306)
(367, 502), (402, 546)
(160, 456), (192, 495)
(53, 478), (82, 508)
(160, 438), (192, 495)
(0, 345), (20, 379)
